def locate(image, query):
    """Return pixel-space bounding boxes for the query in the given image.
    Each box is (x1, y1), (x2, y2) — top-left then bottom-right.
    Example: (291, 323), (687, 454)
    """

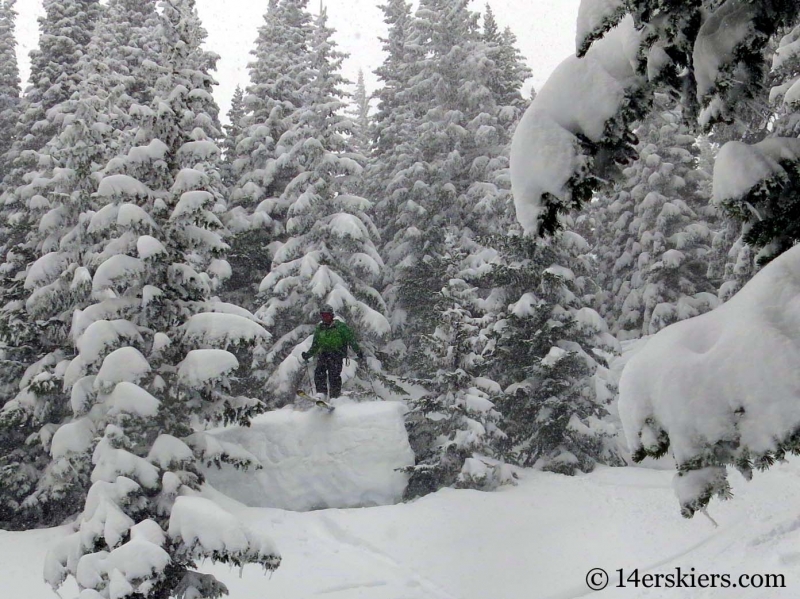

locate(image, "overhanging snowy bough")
(512, 0), (800, 251)
(619, 245), (800, 517)
(511, 0), (800, 517)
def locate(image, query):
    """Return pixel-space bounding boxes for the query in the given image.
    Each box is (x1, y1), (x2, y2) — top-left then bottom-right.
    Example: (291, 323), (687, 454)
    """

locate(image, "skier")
(302, 304), (364, 400)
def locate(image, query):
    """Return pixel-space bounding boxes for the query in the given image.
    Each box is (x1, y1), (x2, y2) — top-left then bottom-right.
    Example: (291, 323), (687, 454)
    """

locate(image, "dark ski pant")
(314, 351), (344, 399)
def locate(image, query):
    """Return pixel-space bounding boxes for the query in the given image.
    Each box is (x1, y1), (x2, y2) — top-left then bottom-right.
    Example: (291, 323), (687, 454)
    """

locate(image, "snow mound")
(25, 252), (68, 290)
(619, 244), (800, 512)
(177, 349), (238, 387)
(96, 174), (151, 198)
(202, 401), (414, 511)
(182, 313), (269, 348)
(92, 255), (144, 291)
(94, 348), (150, 393)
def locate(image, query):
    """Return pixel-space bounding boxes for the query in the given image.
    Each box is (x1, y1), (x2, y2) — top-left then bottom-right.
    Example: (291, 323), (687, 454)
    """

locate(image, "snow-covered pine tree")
(699, 28), (800, 300)
(482, 4), (500, 53)
(43, 2), (279, 596)
(511, 0), (800, 239)
(589, 100), (720, 339)
(0, 0), (103, 246)
(0, 0), (22, 402)
(463, 6), (532, 238)
(482, 6), (531, 114)
(221, 85), (246, 188)
(715, 231), (757, 302)
(0, 0), (19, 181)
(366, 0), (421, 360)
(0, 0), (168, 529)
(223, 0), (314, 310)
(0, 0), (124, 529)
(0, 68), (119, 528)
(368, 0), (417, 200)
(383, 0), (510, 367)
(255, 6), (389, 405)
(95, 0), (162, 109)
(479, 231), (623, 474)
(402, 234), (511, 498)
(515, 0), (800, 519)
(4, 0), (103, 170)
(348, 69), (371, 156)
(709, 22), (800, 268)
(772, 25), (800, 139)
(695, 136), (757, 303)
(0, 0), (104, 351)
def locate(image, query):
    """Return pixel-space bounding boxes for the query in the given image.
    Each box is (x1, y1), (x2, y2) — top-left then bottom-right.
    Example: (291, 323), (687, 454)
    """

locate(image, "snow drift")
(619, 244), (800, 513)
(202, 401), (414, 511)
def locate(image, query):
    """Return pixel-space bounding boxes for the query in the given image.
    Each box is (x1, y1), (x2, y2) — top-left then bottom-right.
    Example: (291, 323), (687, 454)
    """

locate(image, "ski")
(315, 399), (335, 412)
(296, 390), (335, 412)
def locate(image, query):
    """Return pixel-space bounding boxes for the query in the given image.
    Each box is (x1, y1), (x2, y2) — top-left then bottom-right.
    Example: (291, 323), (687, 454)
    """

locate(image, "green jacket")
(308, 320), (361, 357)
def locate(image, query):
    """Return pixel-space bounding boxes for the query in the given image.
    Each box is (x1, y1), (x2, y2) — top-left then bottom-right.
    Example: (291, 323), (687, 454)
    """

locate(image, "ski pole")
(361, 353), (381, 399)
(305, 361), (314, 390)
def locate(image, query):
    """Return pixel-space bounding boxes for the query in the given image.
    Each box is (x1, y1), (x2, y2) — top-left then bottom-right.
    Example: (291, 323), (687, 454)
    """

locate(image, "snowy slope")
(7, 460), (800, 599)
(202, 400), (414, 510)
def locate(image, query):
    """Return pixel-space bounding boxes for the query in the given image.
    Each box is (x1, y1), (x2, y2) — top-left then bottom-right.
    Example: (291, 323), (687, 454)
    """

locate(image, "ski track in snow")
(316, 580), (389, 594)
(6, 461), (800, 599)
(312, 512), (461, 599)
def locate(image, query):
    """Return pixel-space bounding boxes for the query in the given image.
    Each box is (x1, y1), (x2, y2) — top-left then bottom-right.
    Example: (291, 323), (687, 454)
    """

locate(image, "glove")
(301, 351), (310, 362)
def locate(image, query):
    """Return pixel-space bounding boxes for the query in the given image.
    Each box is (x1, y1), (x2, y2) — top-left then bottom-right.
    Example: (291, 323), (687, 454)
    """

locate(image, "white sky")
(12, 0), (580, 119)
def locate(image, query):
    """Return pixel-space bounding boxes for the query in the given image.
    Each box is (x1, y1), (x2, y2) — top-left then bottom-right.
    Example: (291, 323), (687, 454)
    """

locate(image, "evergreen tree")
(483, 7), (531, 114)
(695, 136), (755, 303)
(0, 0), (22, 404)
(711, 22), (800, 268)
(482, 233), (623, 473)
(348, 69), (371, 155)
(97, 0), (162, 110)
(382, 0), (511, 368)
(44, 2), (279, 597)
(0, 0), (104, 303)
(368, 0), (419, 232)
(0, 0), (114, 529)
(715, 232), (756, 302)
(255, 6), (389, 405)
(482, 3), (499, 42)
(0, 0), (20, 181)
(516, 1), (799, 238)
(589, 101), (721, 339)
(464, 8), (532, 237)
(10, 0), (103, 157)
(222, 84), (246, 187)
(367, 0), (423, 364)
(223, 0), (314, 309)
(521, 2), (800, 517)
(403, 235), (511, 497)
(0, 77), (116, 528)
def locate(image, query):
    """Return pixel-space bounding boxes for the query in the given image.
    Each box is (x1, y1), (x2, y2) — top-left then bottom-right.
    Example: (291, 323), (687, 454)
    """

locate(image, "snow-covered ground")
(6, 458), (800, 599)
